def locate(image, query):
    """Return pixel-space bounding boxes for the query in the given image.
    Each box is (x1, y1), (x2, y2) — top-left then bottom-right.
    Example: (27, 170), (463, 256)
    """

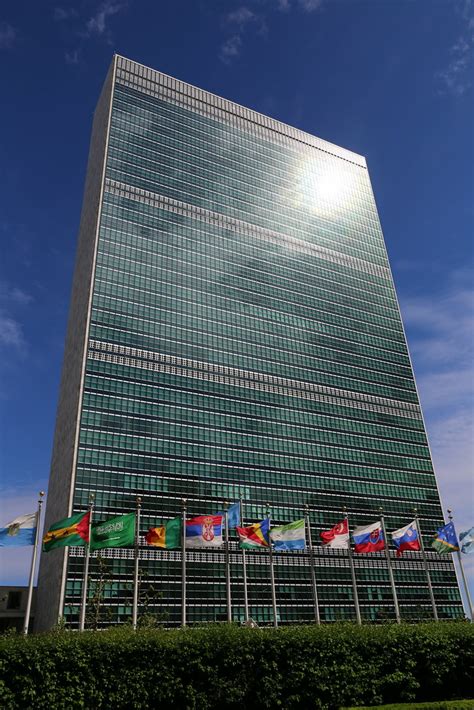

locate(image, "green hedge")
(0, 623), (473, 710)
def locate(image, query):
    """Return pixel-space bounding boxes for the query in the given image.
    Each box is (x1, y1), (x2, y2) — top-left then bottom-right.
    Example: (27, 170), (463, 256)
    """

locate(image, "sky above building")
(0, 0), (473, 605)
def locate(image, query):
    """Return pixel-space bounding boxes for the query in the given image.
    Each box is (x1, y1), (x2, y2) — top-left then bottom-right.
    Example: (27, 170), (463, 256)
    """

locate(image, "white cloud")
(53, 7), (79, 21)
(0, 313), (24, 349)
(65, 49), (80, 65)
(401, 270), (474, 607)
(85, 0), (127, 37)
(0, 22), (16, 49)
(219, 0), (324, 63)
(220, 35), (243, 63)
(436, 6), (474, 96)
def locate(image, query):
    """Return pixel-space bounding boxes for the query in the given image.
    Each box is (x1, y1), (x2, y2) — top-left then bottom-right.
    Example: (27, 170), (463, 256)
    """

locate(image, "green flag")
(90, 512), (136, 551)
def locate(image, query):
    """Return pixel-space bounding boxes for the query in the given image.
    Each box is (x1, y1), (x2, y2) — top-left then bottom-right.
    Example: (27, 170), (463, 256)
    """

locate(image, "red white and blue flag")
(391, 521), (420, 557)
(353, 521), (385, 553)
(186, 515), (223, 548)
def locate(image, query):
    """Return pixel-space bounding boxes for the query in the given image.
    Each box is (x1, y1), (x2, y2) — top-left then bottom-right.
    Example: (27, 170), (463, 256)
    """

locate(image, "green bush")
(0, 623), (473, 710)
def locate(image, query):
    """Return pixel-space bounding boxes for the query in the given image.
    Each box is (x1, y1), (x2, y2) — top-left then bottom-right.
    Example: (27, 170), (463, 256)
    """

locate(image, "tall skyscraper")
(36, 55), (463, 630)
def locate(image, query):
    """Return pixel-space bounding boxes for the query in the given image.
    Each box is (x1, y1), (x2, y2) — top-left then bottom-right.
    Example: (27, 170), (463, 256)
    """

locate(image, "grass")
(344, 700), (474, 710)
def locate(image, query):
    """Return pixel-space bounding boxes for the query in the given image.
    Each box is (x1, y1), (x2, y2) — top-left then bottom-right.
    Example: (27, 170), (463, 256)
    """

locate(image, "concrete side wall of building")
(35, 60), (115, 631)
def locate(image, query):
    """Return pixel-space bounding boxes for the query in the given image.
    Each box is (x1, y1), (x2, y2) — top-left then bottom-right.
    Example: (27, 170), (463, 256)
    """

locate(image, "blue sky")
(0, 0), (473, 608)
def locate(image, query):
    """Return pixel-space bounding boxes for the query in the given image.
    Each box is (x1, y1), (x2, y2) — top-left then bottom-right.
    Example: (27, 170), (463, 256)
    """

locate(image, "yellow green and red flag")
(145, 516), (181, 549)
(42, 511), (90, 552)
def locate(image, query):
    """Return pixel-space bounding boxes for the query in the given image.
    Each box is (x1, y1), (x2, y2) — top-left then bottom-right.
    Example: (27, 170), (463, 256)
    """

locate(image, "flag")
(320, 519), (349, 549)
(236, 519), (270, 549)
(90, 512), (136, 551)
(43, 511), (90, 552)
(216, 502), (241, 529)
(460, 527), (474, 555)
(391, 520), (420, 557)
(432, 522), (459, 554)
(0, 513), (37, 547)
(146, 517), (181, 549)
(186, 515), (223, 548)
(270, 519), (306, 550)
(353, 521), (385, 553)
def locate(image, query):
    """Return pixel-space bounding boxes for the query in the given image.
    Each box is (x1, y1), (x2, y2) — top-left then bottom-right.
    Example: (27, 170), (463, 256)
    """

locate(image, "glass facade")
(51, 55), (463, 626)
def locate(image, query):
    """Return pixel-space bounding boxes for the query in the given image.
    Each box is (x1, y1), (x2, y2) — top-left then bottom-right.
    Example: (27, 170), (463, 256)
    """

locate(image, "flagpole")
(343, 508), (361, 625)
(448, 509), (474, 622)
(240, 497), (249, 623)
(23, 491), (45, 635)
(266, 504), (278, 628)
(305, 504), (320, 624)
(132, 496), (141, 630)
(224, 501), (232, 623)
(79, 493), (94, 632)
(181, 498), (187, 627)
(379, 509), (401, 624)
(413, 508), (438, 621)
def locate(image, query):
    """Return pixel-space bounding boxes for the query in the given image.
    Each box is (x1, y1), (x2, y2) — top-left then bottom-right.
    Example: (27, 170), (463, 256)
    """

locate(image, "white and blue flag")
(0, 513), (37, 547)
(460, 527), (474, 555)
(270, 519), (306, 551)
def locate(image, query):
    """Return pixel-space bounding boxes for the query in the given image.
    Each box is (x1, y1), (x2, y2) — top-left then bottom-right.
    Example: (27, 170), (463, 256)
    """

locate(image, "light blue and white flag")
(0, 513), (37, 547)
(270, 519), (306, 550)
(460, 527), (474, 555)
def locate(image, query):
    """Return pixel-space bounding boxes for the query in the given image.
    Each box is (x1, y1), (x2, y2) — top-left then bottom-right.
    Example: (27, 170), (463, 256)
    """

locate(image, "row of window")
(106, 155), (386, 274)
(85, 359), (425, 432)
(99, 203), (402, 332)
(113, 87), (382, 241)
(89, 314), (417, 406)
(96, 231), (405, 347)
(78, 419), (433, 472)
(80, 405), (429, 461)
(113, 87), (378, 215)
(107, 131), (386, 268)
(101, 194), (399, 311)
(93, 263), (409, 373)
(82, 387), (428, 445)
(94, 245), (406, 358)
(91, 295), (414, 397)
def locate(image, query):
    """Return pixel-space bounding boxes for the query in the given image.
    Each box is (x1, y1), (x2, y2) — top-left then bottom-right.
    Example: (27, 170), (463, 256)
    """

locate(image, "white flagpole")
(181, 498), (187, 627)
(224, 502), (232, 623)
(266, 504), (278, 628)
(79, 493), (95, 632)
(344, 509), (361, 625)
(305, 504), (320, 624)
(132, 496), (141, 630)
(23, 491), (45, 635)
(448, 509), (474, 622)
(240, 497), (249, 623)
(413, 508), (438, 621)
(379, 509), (401, 624)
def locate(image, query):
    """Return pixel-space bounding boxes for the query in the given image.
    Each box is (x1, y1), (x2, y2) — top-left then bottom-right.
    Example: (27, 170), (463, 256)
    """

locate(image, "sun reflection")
(290, 157), (356, 218)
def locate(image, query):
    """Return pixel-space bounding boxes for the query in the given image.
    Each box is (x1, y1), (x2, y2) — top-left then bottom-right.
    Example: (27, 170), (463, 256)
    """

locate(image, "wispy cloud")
(219, 0), (324, 63)
(0, 281), (32, 352)
(436, 5), (474, 96)
(84, 0), (127, 38)
(400, 268), (474, 598)
(53, 7), (79, 22)
(65, 48), (80, 65)
(0, 22), (16, 49)
(219, 5), (266, 63)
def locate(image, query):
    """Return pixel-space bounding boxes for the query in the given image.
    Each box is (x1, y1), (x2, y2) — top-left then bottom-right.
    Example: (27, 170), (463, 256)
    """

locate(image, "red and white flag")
(320, 519), (349, 549)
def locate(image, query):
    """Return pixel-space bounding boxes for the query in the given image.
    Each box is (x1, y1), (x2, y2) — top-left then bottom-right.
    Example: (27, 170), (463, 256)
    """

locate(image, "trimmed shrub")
(0, 622), (473, 710)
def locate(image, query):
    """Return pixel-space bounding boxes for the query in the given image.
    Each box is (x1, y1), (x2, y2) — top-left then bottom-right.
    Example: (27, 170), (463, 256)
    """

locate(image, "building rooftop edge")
(113, 54), (367, 168)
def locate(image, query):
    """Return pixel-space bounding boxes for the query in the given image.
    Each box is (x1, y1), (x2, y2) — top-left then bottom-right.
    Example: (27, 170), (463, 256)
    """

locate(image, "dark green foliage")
(0, 623), (473, 710)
